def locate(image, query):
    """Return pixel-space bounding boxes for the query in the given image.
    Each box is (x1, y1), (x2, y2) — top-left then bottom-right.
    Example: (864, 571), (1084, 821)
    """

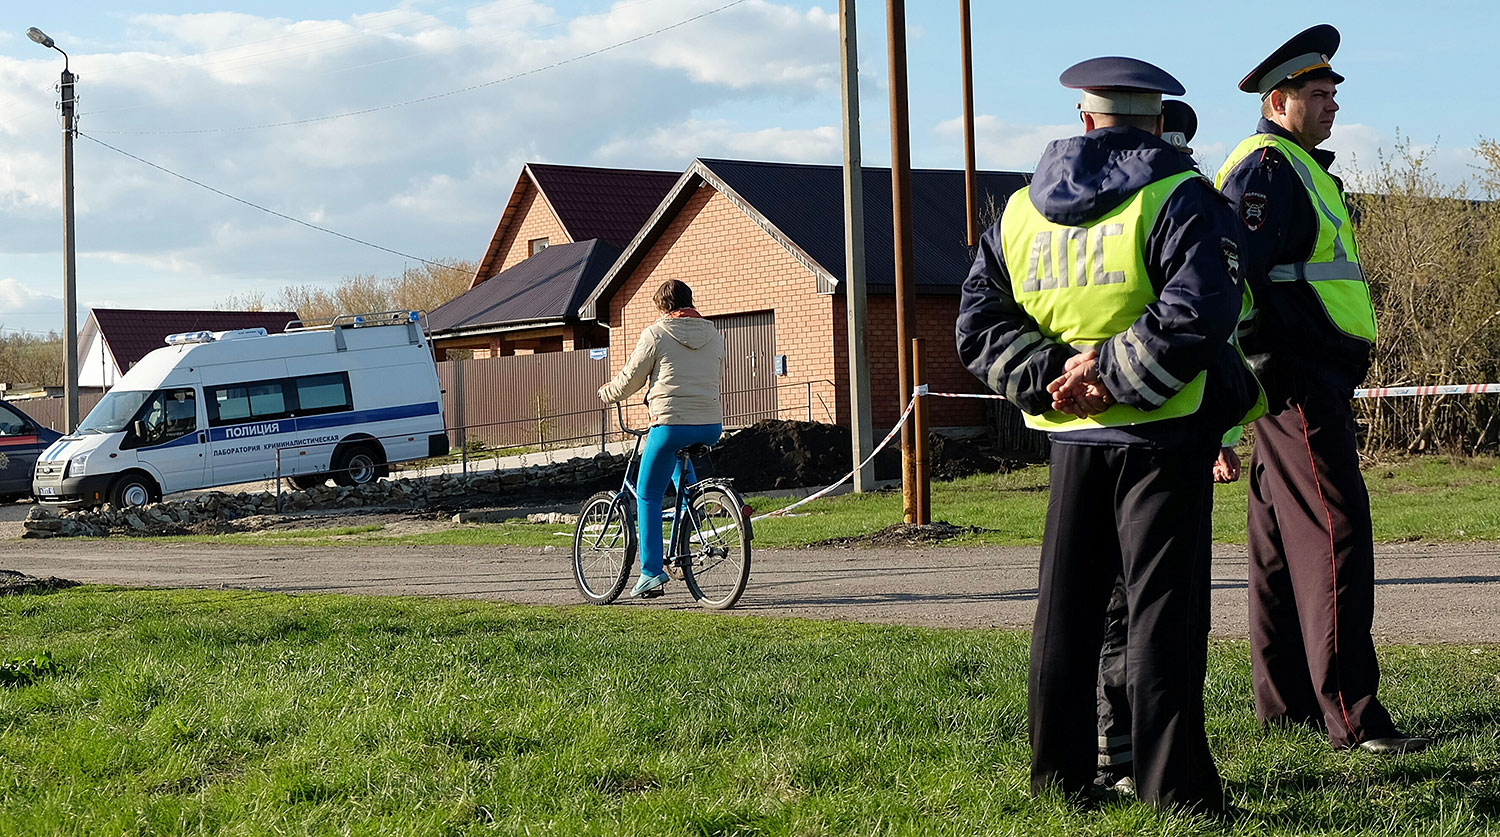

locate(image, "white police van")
(33, 311), (449, 508)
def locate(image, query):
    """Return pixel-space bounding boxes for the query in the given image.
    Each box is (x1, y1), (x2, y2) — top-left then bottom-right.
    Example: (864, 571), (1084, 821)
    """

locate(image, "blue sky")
(1, 0), (1494, 338)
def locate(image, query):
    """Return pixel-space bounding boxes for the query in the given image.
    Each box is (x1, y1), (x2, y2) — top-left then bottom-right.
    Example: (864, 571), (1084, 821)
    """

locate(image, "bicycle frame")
(611, 402), (736, 568)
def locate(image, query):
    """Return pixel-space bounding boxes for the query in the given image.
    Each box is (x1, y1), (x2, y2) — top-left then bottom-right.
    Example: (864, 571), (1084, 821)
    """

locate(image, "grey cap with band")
(1061, 56), (1186, 117)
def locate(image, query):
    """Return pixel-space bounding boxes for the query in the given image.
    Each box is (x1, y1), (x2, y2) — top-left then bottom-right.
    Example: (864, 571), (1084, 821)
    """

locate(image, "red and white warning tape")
(749, 397), (917, 522)
(744, 381), (1500, 524)
(919, 382), (1500, 401)
(1354, 383), (1500, 398)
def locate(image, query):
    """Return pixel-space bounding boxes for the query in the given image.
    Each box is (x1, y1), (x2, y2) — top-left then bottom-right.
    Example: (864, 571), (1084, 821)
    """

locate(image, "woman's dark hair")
(654, 279), (694, 313)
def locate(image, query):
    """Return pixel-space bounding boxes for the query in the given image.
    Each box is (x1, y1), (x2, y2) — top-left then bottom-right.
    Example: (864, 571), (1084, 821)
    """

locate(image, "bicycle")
(572, 403), (752, 609)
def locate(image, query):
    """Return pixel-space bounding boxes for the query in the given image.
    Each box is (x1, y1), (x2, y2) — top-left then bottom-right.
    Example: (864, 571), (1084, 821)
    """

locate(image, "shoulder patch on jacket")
(1221, 237), (1241, 285)
(1239, 191), (1269, 231)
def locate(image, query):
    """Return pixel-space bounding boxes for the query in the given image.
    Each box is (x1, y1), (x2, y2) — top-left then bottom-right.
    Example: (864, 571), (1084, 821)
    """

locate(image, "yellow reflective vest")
(1216, 133), (1377, 343)
(1000, 171), (1223, 433)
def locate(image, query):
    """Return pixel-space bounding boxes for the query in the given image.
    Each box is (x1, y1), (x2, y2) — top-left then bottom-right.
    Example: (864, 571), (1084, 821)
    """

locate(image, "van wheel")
(289, 474), (327, 490)
(332, 444), (383, 487)
(111, 473), (158, 508)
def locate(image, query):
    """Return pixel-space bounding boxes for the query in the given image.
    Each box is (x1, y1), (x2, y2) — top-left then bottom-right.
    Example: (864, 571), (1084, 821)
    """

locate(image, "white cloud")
(0, 2), (843, 332)
(592, 119), (839, 166)
(1329, 123), (1484, 194)
(935, 114), (1075, 171)
(0, 278), (62, 337)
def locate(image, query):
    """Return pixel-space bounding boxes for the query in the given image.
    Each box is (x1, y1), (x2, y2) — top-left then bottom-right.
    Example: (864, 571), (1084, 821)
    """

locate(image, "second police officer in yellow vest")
(1217, 24), (1429, 755)
(956, 57), (1261, 812)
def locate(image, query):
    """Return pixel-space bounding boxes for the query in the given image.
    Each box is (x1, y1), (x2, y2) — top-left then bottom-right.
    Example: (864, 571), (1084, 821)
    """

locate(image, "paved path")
(5, 537), (1500, 644)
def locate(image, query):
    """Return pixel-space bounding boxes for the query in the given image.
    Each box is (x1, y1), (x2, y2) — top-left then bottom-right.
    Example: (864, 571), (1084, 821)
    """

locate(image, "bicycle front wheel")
(573, 491), (635, 604)
(680, 486), (751, 609)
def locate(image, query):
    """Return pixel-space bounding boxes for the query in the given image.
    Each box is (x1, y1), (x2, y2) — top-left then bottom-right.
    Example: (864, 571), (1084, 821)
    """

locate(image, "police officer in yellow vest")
(956, 58), (1259, 812)
(1217, 25), (1430, 755)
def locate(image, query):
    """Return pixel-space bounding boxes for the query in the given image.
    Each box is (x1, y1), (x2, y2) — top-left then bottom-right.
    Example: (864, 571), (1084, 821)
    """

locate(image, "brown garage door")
(712, 311), (777, 427)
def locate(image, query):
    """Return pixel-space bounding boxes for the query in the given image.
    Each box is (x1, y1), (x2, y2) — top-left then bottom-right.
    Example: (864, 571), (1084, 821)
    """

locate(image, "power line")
(78, 132), (465, 273)
(86, 0), (748, 135)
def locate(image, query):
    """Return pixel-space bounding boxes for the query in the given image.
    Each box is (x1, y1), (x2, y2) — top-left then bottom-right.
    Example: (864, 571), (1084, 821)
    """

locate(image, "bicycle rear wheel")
(680, 486), (751, 609)
(573, 491), (635, 604)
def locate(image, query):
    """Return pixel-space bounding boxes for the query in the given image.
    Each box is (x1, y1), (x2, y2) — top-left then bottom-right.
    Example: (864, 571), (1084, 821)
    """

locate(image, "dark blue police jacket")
(955, 126), (1256, 450)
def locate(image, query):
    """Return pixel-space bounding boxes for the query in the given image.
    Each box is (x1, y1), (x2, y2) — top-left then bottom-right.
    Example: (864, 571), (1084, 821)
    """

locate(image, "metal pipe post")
(912, 338), (930, 524)
(959, 0), (979, 247)
(885, 0), (919, 521)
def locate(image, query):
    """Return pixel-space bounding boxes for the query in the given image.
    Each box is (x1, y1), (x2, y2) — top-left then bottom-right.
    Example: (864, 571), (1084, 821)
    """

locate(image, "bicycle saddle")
(679, 443), (713, 459)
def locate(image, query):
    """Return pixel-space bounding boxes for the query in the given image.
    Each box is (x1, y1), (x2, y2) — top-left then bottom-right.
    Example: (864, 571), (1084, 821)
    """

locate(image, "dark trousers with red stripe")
(1030, 442), (1221, 811)
(1247, 389), (1396, 747)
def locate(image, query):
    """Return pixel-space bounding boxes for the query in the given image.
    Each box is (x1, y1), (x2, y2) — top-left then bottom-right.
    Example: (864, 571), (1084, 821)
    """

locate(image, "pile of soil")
(706, 419), (1029, 493)
(808, 521), (991, 548)
(706, 419), (899, 492)
(0, 569), (79, 595)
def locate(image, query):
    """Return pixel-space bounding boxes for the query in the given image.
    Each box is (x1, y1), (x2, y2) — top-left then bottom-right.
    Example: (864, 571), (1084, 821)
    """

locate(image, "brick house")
(581, 159), (1030, 430)
(430, 163), (679, 358)
(77, 308), (298, 389)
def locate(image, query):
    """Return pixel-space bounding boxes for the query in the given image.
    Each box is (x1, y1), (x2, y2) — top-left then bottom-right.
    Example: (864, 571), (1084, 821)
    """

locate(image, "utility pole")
(884, 0), (922, 523)
(839, 0), (874, 492)
(28, 27), (79, 432)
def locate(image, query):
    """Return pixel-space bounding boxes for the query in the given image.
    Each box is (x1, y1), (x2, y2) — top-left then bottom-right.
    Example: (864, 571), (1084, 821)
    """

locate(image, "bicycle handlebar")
(616, 401), (649, 438)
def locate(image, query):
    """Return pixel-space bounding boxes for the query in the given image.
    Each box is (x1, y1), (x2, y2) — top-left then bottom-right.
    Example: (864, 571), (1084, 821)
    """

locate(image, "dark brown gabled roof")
(471, 164), (681, 287)
(429, 240), (621, 335)
(529, 164), (682, 247)
(84, 309), (298, 372)
(581, 159), (1031, 322)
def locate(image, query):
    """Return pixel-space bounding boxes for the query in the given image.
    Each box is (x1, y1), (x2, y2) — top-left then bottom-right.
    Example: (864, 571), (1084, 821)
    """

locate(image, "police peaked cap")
(1061, 57), (1184, 116)
(1162, 100), (1198, 143)
(1240, 24), (1345, 97)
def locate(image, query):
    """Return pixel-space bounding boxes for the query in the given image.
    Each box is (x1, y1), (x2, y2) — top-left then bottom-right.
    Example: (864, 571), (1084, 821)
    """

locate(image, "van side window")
(207, 373), (350, 425)
(295, 373), (352, 416)
(124, 388), (197, 449)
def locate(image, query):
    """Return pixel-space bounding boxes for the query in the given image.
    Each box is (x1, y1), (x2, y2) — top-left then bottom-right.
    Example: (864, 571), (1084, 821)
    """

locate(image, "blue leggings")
(637, 423), (723, 576)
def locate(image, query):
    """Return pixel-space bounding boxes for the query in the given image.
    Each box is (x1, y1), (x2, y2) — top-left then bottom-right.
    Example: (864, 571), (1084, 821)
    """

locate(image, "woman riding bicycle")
(597, 279), (725, 598)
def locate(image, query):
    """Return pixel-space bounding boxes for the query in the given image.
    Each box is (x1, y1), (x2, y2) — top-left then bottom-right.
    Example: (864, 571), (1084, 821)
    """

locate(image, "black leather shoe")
(1358, 735), (1432, 754)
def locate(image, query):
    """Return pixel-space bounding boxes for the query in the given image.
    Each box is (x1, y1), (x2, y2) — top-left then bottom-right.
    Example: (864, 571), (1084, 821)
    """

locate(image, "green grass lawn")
(155, 455), (1500, 550)
(2, 589), (1498, 835)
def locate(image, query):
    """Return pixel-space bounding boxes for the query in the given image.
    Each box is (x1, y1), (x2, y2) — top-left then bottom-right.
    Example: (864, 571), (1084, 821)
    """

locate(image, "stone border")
(22, 451), (629, 538)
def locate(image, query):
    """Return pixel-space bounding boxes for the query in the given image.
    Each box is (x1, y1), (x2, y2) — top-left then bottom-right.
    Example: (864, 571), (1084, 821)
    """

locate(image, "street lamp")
(27, 26), (79, 433)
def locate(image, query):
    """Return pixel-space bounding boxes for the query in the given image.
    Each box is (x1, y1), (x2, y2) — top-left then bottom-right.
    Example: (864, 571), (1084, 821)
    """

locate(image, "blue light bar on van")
(408, 311), (420, 323)
(165, 331), (215, 345)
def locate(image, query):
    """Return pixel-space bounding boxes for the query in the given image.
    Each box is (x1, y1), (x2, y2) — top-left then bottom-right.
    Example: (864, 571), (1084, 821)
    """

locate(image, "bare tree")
(216, 260), (475, 324)
(1351, 135), (1500, 453)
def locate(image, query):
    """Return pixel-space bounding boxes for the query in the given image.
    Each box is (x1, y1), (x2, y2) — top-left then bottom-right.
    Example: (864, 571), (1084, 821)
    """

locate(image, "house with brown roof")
(78, 308), (298, 389)
(581, 159), (1031, 430)
(432, 163), (679, 359)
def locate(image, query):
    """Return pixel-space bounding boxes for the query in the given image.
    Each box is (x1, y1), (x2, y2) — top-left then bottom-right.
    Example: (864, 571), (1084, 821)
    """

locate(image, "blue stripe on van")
(295, 401), (440, 432)
(201, 401), (441, 444)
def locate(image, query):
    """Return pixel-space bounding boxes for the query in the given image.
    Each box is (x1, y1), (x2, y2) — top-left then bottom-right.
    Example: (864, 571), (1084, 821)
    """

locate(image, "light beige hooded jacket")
(598, 315), (725, 426)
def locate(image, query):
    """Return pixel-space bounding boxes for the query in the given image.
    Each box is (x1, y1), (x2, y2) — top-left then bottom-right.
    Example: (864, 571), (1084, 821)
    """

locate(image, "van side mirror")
(132, 420), (147, 440)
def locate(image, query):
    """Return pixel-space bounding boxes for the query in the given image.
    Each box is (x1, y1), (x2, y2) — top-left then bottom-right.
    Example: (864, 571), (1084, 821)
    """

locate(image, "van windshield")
(76, 390), (151, 435)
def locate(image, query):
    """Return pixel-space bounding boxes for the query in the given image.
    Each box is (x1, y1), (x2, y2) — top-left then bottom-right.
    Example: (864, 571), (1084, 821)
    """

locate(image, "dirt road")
(5, 536), (1500, 644)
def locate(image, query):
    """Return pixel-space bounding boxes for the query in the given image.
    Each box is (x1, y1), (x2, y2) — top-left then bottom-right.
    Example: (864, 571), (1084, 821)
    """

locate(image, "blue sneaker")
(630, 572), (669, 598)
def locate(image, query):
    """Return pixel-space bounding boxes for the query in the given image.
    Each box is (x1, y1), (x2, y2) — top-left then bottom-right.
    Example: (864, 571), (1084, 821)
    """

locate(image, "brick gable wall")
(490, 182), (570, 278)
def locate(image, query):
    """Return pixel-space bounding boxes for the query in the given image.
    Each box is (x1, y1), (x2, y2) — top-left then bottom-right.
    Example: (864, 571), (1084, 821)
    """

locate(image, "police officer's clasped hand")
(1048, 350), (1115, 418)
(1213, 447), (1241, 483)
